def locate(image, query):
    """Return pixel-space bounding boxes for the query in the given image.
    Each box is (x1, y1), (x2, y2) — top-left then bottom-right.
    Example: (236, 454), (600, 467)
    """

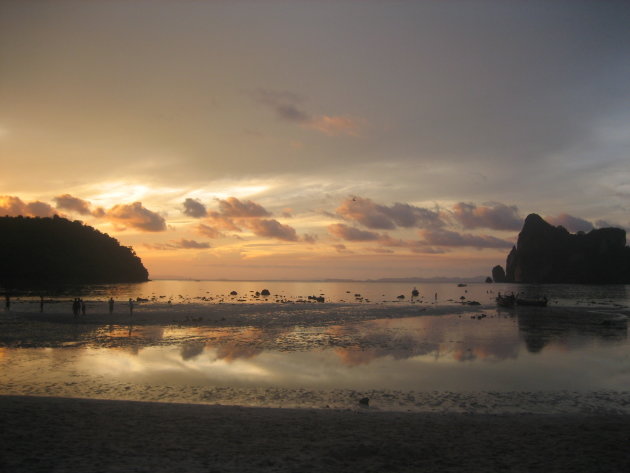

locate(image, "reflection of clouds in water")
(328, 315), (521, 366)
(214, 344), (264, 362)
(180, 342), (204, 360)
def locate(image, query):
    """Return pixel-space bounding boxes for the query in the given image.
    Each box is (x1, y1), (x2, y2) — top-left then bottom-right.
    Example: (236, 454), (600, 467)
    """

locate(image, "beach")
(2, 282), (630, 471)
(2, 395), (630, 473)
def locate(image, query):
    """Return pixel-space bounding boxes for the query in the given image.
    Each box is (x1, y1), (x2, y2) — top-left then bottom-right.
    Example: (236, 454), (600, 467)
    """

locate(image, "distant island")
(494, 213), (630, 284)
(0, 215), (149, 287)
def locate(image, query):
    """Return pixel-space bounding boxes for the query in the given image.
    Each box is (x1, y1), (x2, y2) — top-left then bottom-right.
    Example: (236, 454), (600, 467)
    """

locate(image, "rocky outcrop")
(491, 265), (506, 283)
(503, 214), (630, 284)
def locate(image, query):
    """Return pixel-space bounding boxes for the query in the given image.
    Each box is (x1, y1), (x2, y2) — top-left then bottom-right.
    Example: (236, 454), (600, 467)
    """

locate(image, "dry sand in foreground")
(1, 395), (629, 473)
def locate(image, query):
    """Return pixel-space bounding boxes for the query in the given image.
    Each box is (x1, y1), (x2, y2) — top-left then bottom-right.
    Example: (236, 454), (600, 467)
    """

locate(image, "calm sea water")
(1, 281), (629, 411)
(6, 279), (630, 307)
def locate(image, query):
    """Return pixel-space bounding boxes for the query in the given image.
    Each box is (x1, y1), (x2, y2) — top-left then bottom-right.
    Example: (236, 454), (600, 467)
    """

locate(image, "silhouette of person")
(108, 297), (114, 314)
(40, 295), (44, 313)
(81, 299), (86, 316)
(128, 298), (134, 315)
(5, 294), (10, 311)
(72, 298), (80, 317)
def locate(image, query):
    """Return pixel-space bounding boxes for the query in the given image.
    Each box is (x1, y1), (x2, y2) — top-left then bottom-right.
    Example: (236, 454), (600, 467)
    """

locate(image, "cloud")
(302, 233), (317, 244)
(451, 202), (522, 231)
(177, 239), (211, 249)
(336, 196), (445, 230)
(243, 218), (299, 241)
(332, 244), (353, 254)
(0, 195), (56, 217)
(53, 194), (92, 215)
(328, 223), (382, 241)
(146, 239), (211, 250)
(106, 202), (166, 232)
(308, 115), (361, 137)
(182, 198), (207, 218)
(199, 196), (306, 242)
(254, 89), (362, 136)
(205, 215), (242, 232)
(420, 229), (513, 249)
(595, 219), (626, 230)
(215, 197), (271, 218)
(368, 248), (394, 254)
(546, 213), (594, 233)
(196, 223), (224, 239)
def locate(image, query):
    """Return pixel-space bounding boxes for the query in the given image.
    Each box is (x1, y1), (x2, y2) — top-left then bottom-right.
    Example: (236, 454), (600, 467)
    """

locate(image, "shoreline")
(2, 395), (629, 472)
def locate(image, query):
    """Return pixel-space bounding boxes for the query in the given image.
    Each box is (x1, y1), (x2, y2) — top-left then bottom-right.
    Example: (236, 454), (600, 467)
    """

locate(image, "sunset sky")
(1, 0), (629, 280)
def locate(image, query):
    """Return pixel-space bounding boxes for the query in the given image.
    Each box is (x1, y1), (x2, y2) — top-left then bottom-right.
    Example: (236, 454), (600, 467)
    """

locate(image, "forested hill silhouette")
(0, 215), (149, 287)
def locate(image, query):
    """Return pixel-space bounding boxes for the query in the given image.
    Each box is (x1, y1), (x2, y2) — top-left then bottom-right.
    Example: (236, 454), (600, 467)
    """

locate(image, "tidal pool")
(2, 308), (628, 412)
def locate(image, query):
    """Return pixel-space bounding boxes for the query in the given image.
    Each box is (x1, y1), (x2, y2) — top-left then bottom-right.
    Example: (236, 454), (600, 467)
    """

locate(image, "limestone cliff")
(503, 214), (630, 284)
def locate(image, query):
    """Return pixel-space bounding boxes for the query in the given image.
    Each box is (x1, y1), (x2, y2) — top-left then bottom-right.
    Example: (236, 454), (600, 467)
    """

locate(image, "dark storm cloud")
(182, 198), (207, 218)
(451, 202), (522, 231)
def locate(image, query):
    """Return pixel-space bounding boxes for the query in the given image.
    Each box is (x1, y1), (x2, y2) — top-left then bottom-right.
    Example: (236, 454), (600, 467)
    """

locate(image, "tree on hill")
(0, 215), (149, 287)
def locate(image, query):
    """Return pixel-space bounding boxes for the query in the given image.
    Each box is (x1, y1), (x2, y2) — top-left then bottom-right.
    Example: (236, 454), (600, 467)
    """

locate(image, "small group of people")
(105, 297), (135, 315)
(107, 297), (134, 315)
(72, 298), (86, 316)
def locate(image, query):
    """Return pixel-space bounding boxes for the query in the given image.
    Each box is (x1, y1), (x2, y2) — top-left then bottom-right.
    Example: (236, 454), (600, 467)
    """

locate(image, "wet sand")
(1, 395), (629, 473)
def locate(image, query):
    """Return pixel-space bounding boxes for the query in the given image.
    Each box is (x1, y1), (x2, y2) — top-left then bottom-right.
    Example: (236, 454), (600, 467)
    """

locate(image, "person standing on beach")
(128, 298), (134, 315)
(4, 294), (10, 311)
(108, 297), (114, 314)
(72, 298), (80, 317)
(81, 298), (86, 316)
(40, 295), (44, 313)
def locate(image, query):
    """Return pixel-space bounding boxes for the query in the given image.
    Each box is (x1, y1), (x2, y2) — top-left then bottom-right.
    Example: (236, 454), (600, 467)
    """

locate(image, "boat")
(496, 293), (516, 308)
(515, 297), (548, 307)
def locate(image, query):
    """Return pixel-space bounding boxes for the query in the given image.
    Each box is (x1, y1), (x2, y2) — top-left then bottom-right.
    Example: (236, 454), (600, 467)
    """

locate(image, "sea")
(1, 280), (629, 413)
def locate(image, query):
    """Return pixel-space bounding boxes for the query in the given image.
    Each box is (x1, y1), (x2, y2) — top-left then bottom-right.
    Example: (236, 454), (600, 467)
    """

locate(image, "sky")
(1, 0), (630, 280)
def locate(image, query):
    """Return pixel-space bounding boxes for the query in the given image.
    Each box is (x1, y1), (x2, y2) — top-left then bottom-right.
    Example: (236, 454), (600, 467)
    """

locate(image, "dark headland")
(494, 213), (630, 284)
(0, 215), (148, 287)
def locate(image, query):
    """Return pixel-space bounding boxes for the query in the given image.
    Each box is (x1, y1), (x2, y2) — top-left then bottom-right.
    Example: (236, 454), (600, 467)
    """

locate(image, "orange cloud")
(254, 89), (363, 137)
(328, 223), (381, 241)
(336, 196), (445, 230)
(145, 239), (211, 250)
(216, 197), (271, 218)
(308, 115), (361, 136)
(0, 195), (55, 217)
(243, 218), (298, 241)
(106, 202), (166, 232)
(451, 202), (522, 230)
(196, 223), (224, 239)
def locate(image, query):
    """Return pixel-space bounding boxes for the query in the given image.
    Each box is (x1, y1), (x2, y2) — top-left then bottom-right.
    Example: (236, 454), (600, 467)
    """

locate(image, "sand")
(1, 395), (629, 473)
